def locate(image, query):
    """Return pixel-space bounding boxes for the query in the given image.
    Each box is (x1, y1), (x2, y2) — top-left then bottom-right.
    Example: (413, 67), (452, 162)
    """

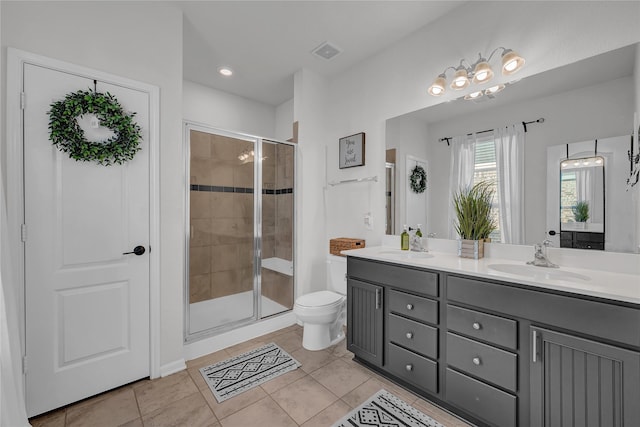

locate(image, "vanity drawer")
(347, 257), (438, 297)
(447, 274), (640, 347)
(446, 368), (516, 427)
(387, 343), (438, 394)
(447, 333), (517, 392)
(447, 305), (517, 350)
(388, 314), (437, 359)
(388, 290), (438, 324)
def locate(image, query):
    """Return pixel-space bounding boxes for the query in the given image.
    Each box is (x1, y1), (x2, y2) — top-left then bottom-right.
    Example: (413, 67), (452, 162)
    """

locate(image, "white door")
(23, 64), (150, 416)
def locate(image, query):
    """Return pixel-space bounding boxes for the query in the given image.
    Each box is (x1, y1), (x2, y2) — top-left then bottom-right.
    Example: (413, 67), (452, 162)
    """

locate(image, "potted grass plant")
(572, 200), (589, 229)
(452, 181), (497, 259)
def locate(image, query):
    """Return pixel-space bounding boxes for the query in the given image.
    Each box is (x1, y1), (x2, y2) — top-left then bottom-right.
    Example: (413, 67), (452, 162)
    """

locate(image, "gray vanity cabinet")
(347, 278), (383, 367)
(347, 256), (640, 427)
(530, 327), (640, 427)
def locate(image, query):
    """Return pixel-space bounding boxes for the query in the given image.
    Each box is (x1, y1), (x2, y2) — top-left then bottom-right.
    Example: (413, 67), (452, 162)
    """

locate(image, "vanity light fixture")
(428, 47), (525, 97)
(561, 156), (604, 170)
(218, 66), (233, 77)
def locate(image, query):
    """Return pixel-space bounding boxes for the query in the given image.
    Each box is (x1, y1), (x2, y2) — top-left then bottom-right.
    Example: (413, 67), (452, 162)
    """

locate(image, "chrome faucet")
(527, 239), (558, 268)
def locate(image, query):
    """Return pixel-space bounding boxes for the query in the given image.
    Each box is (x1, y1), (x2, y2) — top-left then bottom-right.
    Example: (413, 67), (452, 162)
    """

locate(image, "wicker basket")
(330, 238), (365, 256)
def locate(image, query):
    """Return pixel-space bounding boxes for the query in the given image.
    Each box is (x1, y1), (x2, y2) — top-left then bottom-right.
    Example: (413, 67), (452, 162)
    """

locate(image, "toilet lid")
(296, 291), (343, 308)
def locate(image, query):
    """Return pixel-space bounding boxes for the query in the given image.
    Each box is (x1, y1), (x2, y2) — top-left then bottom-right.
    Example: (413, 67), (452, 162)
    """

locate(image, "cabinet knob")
(405, 364), (413, 371)
(472, 322), (481, 330)
(472, 357), (481, 366)
(406, 332), (413, 339)
(406, 304), (414, 310)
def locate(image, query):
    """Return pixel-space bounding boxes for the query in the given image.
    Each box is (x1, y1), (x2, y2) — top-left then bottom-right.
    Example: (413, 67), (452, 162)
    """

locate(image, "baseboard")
(183, 311), (297, 361)
(159, 359), (187, 377)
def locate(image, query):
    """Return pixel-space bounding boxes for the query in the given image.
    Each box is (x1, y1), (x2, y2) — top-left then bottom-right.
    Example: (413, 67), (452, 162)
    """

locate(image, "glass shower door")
(260, 140), (295, 318)
(187, 127), (257, 335)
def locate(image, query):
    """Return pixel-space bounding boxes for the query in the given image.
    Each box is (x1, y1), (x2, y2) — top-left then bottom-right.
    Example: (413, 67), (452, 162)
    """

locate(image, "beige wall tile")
(210, 192), (235, 219)
(190, 130), (211, 159)
(234, 193), (253, 218)
(210, 270), (242, 298)
(190, 218), (212, 247)
(234, 162), (254, 188)
(190, 246), (211, 276)
(189, 274), (211, 304)
(191, 158), (213, 185)
(210, 160), (234, 187)
(210, 218), (238, 245)
(190, 191), (211, 219)
(210, 244), (240, 272)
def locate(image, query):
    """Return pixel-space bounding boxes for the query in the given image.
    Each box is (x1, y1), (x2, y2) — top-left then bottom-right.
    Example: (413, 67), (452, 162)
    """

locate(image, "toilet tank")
(326, 255), (347, 294)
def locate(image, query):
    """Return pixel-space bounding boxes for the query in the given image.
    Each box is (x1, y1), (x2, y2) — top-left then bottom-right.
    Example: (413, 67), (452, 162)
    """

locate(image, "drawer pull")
(405, 364), (413, 371)
(472, 322), (481, 330)
(472, 357), (481, 366)
(406, 304), (414, 310)
(406, 332), (413, 339)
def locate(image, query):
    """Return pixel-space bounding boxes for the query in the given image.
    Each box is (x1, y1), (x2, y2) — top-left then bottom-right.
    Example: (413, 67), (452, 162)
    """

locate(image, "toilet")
(294, 255), (347, 351)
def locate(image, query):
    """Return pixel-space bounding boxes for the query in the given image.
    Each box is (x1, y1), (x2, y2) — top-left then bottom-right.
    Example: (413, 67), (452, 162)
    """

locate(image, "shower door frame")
(183, 122), (296, 343)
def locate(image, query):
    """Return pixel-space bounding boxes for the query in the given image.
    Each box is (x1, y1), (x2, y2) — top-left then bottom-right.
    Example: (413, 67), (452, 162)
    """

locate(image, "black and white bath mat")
(333, 389), (445, 427)
(200, 342), (300, 402)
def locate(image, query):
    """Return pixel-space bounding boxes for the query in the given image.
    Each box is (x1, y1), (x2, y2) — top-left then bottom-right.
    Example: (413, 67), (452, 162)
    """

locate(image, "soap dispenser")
(401, 225), (410, 250)
(415, 224), (423, 238)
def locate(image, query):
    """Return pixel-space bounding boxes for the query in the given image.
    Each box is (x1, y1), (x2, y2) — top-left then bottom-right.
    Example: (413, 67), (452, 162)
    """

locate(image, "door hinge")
(20, 92), (25, 110)
(22, 355), (28, 374)
(21, 224), (27, 242)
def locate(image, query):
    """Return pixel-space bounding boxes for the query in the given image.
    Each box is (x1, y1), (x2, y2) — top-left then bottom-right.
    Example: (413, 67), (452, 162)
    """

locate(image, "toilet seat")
(295, 291), (343, 308)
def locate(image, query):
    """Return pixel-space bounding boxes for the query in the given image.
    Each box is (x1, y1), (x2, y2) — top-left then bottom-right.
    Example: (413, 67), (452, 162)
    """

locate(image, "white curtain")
(495, 125), (525, 244)
(575, 168), (594, 208)
(448, 134), (477, 239)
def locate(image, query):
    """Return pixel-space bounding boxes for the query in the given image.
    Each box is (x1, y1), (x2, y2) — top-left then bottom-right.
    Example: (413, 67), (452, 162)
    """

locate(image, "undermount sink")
(378, 250), (434, 260)
(487, 263), (591, 282)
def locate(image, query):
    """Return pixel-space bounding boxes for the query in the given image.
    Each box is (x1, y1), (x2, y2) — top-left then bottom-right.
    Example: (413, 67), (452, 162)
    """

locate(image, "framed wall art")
(339, 132), (365, 169)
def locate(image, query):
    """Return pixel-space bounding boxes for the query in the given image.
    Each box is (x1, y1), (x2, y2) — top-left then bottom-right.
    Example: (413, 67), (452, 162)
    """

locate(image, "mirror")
(559, 157), (605, 233)
(385, 43), (639, 253)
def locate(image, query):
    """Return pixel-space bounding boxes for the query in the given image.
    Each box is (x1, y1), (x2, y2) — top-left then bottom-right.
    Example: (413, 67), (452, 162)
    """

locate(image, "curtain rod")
(438, 118), (545, 146)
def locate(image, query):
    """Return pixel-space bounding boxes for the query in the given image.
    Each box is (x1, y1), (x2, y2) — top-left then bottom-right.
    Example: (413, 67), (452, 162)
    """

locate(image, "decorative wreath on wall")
(409, 165), (427, 193)
(48, 89), (142, 166)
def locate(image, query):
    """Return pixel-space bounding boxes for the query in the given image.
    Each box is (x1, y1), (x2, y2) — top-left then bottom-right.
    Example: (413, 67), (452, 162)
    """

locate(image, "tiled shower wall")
(261, 143), (294, 310)
(188, 131), (295, 311)
(189, 131), (254, 304)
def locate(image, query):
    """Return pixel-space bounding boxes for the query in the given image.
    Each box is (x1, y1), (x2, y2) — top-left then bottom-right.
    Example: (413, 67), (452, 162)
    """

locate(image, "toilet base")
(301, 323), (345, 351)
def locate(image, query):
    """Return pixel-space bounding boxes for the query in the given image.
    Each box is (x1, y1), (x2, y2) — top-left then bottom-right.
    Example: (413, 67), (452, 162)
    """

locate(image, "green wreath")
(48, 89), (142, 166)
(409, 165), (427, 193)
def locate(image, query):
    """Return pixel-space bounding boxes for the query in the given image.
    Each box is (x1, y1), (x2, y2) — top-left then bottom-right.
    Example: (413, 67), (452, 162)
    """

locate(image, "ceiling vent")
(311, 41), (342, 60)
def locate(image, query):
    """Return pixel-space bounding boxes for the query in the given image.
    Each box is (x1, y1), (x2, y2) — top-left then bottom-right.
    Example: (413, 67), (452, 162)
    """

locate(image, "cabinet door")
(347, 278), (383, 367)
(530, 327), (640, 427)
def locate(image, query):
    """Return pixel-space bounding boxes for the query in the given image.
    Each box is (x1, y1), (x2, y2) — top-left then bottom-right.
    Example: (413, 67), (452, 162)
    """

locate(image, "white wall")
(183, 80), (276, 138)
(322, 1), (640, 247)
(426, 76), (633, 243)
(275, 98), (294, 141)
(294, 69), (329, 295)
(1, 2), (184, 372)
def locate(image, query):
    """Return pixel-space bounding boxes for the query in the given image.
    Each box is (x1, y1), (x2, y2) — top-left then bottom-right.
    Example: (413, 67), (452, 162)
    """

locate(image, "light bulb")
(472, 61), (494, 84)
(450, 68), (469, 90)
(428, 74), (447, 96)
(218, 67), (233, 77)
(501, 50), (525, 75)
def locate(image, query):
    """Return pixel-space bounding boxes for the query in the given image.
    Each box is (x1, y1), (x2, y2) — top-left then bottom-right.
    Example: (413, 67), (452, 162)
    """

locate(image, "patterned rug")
(200, 342), (300, 402)
(333, 389), (445, 427)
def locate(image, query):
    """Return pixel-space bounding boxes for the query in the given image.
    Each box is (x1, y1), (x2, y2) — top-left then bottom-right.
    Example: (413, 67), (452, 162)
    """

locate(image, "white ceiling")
(181, 1), (465, 106)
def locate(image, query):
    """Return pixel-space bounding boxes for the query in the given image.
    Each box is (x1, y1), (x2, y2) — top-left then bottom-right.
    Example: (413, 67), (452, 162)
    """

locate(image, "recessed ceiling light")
(218, 67), (233, 77)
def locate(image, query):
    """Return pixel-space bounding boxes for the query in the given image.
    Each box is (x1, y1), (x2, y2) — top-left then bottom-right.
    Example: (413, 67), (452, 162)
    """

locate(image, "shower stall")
(184, 123), (295, 341)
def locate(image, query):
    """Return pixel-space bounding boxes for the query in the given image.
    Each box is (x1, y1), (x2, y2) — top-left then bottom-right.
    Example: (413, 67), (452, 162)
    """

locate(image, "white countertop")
(342, 245), (640, 305)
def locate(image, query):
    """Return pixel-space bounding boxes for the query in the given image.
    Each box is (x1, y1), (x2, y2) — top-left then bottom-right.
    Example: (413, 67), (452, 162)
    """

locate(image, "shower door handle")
(123, 245), (146, 256)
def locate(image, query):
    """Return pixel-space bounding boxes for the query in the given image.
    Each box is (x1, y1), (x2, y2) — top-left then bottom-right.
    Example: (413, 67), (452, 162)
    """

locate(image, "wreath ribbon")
(48, 89), (142, 166)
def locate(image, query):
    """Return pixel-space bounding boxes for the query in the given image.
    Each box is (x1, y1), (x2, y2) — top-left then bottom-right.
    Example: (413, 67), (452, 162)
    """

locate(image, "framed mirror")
(384, 43), (639, 254)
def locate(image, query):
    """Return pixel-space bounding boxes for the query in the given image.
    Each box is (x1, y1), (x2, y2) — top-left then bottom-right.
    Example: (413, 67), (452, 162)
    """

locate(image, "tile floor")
(29, 324), (473, 427)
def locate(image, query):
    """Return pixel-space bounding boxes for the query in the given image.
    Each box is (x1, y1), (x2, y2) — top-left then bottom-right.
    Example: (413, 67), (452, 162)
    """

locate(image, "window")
(472, 136), (502, 242)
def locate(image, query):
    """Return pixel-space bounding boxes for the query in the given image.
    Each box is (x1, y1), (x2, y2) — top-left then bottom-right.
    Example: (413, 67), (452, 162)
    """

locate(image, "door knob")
(123, 246), (146, 256)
